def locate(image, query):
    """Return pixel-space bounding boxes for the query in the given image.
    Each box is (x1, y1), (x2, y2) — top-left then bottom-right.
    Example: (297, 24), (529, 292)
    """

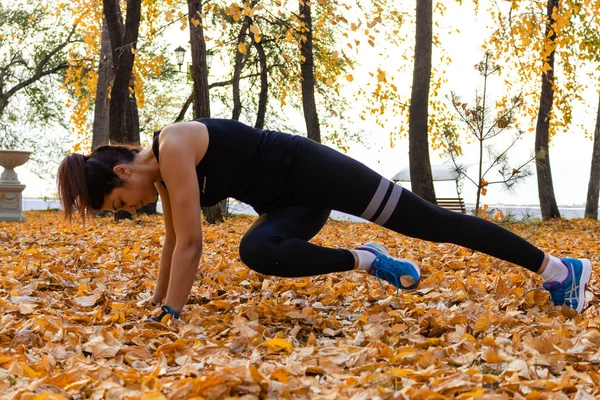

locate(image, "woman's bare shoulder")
(158, 121), (209, 165)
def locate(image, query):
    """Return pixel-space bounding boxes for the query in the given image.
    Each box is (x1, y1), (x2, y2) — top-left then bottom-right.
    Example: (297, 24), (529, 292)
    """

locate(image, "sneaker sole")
(577, 259), (592, 313)
(400, 258), (421, 289)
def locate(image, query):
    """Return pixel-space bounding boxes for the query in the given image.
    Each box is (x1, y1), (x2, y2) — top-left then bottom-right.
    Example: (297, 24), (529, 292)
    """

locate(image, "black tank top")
(152, 118), (306, 213)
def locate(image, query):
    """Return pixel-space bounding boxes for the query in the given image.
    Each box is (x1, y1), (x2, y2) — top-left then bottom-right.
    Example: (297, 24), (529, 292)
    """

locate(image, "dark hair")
(57, 145), (141, 222)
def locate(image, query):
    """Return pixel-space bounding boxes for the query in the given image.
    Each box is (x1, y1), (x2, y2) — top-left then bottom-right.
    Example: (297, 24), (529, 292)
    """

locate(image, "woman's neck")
(133, 146), (163, 182)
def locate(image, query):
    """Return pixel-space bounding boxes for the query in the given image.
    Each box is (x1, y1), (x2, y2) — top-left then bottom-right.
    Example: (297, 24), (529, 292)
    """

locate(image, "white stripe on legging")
(360, 177), (390, 221)
(374, 183), (402, 225)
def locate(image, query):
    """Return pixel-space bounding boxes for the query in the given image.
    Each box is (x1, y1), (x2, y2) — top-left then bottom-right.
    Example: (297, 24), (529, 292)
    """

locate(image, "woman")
(57, 119), (592, 320)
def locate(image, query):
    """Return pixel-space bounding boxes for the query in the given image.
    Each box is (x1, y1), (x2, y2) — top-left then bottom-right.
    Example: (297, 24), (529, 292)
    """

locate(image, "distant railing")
(436, 197), (466, 214)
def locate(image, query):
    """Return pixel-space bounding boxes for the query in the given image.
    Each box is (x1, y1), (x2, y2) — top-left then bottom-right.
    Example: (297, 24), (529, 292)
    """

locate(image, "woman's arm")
(151, 182), (176, 305)
(157, 122), (206, 313)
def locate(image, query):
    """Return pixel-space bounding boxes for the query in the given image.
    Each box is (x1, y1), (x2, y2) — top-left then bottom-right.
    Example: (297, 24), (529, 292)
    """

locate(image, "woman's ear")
(113, 164), (131, 179)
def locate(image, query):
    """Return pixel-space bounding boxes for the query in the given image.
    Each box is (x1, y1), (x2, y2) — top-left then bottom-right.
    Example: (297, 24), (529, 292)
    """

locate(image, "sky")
(9, 0), (599, 207)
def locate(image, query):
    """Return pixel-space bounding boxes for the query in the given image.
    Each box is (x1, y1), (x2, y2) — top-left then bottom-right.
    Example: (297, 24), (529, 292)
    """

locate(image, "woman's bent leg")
(239, 206), (355, 277)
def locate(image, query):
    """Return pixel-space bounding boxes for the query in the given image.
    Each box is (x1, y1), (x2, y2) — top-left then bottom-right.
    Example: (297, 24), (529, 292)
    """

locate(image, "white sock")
(540, 255), (569, 282)
(354, 250), (376, 273)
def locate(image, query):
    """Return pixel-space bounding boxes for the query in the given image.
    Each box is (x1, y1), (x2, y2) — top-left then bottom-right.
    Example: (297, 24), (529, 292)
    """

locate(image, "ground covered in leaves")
(1, 211), (600, 399)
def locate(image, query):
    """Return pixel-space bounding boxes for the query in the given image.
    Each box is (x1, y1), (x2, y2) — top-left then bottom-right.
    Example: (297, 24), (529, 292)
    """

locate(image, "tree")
(103, 0), (141, 145)
(64, 0), (181, 153)
(231, 17), (250, 121)
(485, 0), (600, 220)
(442, 53), (535, 216)
(189, 0), (224, 224)
(0, 2), (76, 129)
(104, 0), (162, 218)
(533, 0), (561, 219)
(91, 19), (113, 150)
(207, 0), (354, 143)
(298, 0), (321, 143)
(408, 0), (436, 204)
(252, 33), (268, 129)
(0, 1), (75, 179)
(585, 96), (600, 219)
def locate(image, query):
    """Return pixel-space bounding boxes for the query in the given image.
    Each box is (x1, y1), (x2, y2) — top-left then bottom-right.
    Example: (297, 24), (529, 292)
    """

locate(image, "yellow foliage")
(57, 0), (174, 151)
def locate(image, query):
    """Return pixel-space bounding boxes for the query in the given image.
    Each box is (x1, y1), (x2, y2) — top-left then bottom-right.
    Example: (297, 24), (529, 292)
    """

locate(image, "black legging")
(238, 139), (545, 277)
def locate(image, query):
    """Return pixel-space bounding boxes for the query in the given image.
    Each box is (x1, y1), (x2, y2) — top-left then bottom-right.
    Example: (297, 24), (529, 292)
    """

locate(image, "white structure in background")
(392, 164), (475, 214)
(0, 150), (31, 222)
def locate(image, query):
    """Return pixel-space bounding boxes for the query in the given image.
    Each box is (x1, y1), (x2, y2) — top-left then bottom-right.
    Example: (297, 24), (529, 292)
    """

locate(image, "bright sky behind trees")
(10, 0), (600, 207)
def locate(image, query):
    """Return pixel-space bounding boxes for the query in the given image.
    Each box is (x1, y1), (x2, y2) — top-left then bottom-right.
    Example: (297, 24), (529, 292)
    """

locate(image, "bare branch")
(448, 93), (480, 138)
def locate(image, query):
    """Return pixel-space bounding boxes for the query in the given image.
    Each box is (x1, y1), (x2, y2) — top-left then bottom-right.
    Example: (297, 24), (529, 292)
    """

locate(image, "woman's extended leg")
(286, 138), (591, 312)
(292, 139), (545, 271)
(239, 206), (356, 276)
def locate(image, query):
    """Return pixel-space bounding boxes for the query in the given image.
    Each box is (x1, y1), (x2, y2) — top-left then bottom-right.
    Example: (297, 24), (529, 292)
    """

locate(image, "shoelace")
(374, 267), (401, 300)
(518, 281), (562, 304)
(518, 287), (544, 299)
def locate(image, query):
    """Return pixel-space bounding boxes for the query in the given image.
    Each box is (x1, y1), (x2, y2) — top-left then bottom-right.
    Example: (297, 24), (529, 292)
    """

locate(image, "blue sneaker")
(542, 258), (592, 313)
(357, 242), (421, 295)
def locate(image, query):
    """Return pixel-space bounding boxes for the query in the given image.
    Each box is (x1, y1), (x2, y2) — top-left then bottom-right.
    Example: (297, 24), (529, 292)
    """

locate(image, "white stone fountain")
(0, 150), (31, 222)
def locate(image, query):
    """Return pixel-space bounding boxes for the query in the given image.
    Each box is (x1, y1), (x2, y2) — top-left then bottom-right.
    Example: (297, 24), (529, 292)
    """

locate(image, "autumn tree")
(485, 0), (600, 220)
(442, 53), (534, 215)
(207, 0), (354, 143)
(532, 0), (561, 219)
(298, 0), (321, 143)
(0, 2), (76, 141)
(0, 1), (75, 178)
(408, 0), (436, 204)
(91, 19), (113, 150)
(354, 1), (454, 170)
(103, 0), (142, 145)
(579, 1), (600, 219)
(64, 0), (180, 153)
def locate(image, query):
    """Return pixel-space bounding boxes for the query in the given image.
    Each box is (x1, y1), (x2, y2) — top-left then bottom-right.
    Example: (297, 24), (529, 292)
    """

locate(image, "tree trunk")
(299, 0), (321, 143)
(253, 37), (268, 129)
(232, 20), (249, 121)
(188, 0), (224, 223)
(103, 0), (145, 221)
(0, 98), (6, 120)
(408, 0), (436, 204)
(92, 19), (113, 150)
(535, 0), (561, 220)
(175, 93), (193, 123)
(103, 0), (141, 145)
(585, 95), (600, 219)
(189, 0), (211, 119)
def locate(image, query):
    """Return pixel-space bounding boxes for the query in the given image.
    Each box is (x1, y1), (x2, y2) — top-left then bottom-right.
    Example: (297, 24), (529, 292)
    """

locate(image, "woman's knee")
(239, 234), (279, 275)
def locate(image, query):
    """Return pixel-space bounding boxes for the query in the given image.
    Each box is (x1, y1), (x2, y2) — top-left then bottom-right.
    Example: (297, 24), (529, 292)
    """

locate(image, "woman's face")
(101, 165), (158, 214)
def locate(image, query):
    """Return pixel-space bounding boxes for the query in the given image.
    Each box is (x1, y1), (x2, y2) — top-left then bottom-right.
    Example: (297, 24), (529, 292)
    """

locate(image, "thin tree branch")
(4, 25), (76, 99)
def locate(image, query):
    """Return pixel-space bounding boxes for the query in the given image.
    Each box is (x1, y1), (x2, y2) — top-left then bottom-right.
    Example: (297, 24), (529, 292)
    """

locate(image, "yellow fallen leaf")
(271, 368), (289, 383)
(20, 362), (43, 378)
(391, 368), (415, 377)
(263, 338), (293, 351)
(31, 394), (67, 400)
(473, 315), (490, 334)
(142, 393), (168, 400)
